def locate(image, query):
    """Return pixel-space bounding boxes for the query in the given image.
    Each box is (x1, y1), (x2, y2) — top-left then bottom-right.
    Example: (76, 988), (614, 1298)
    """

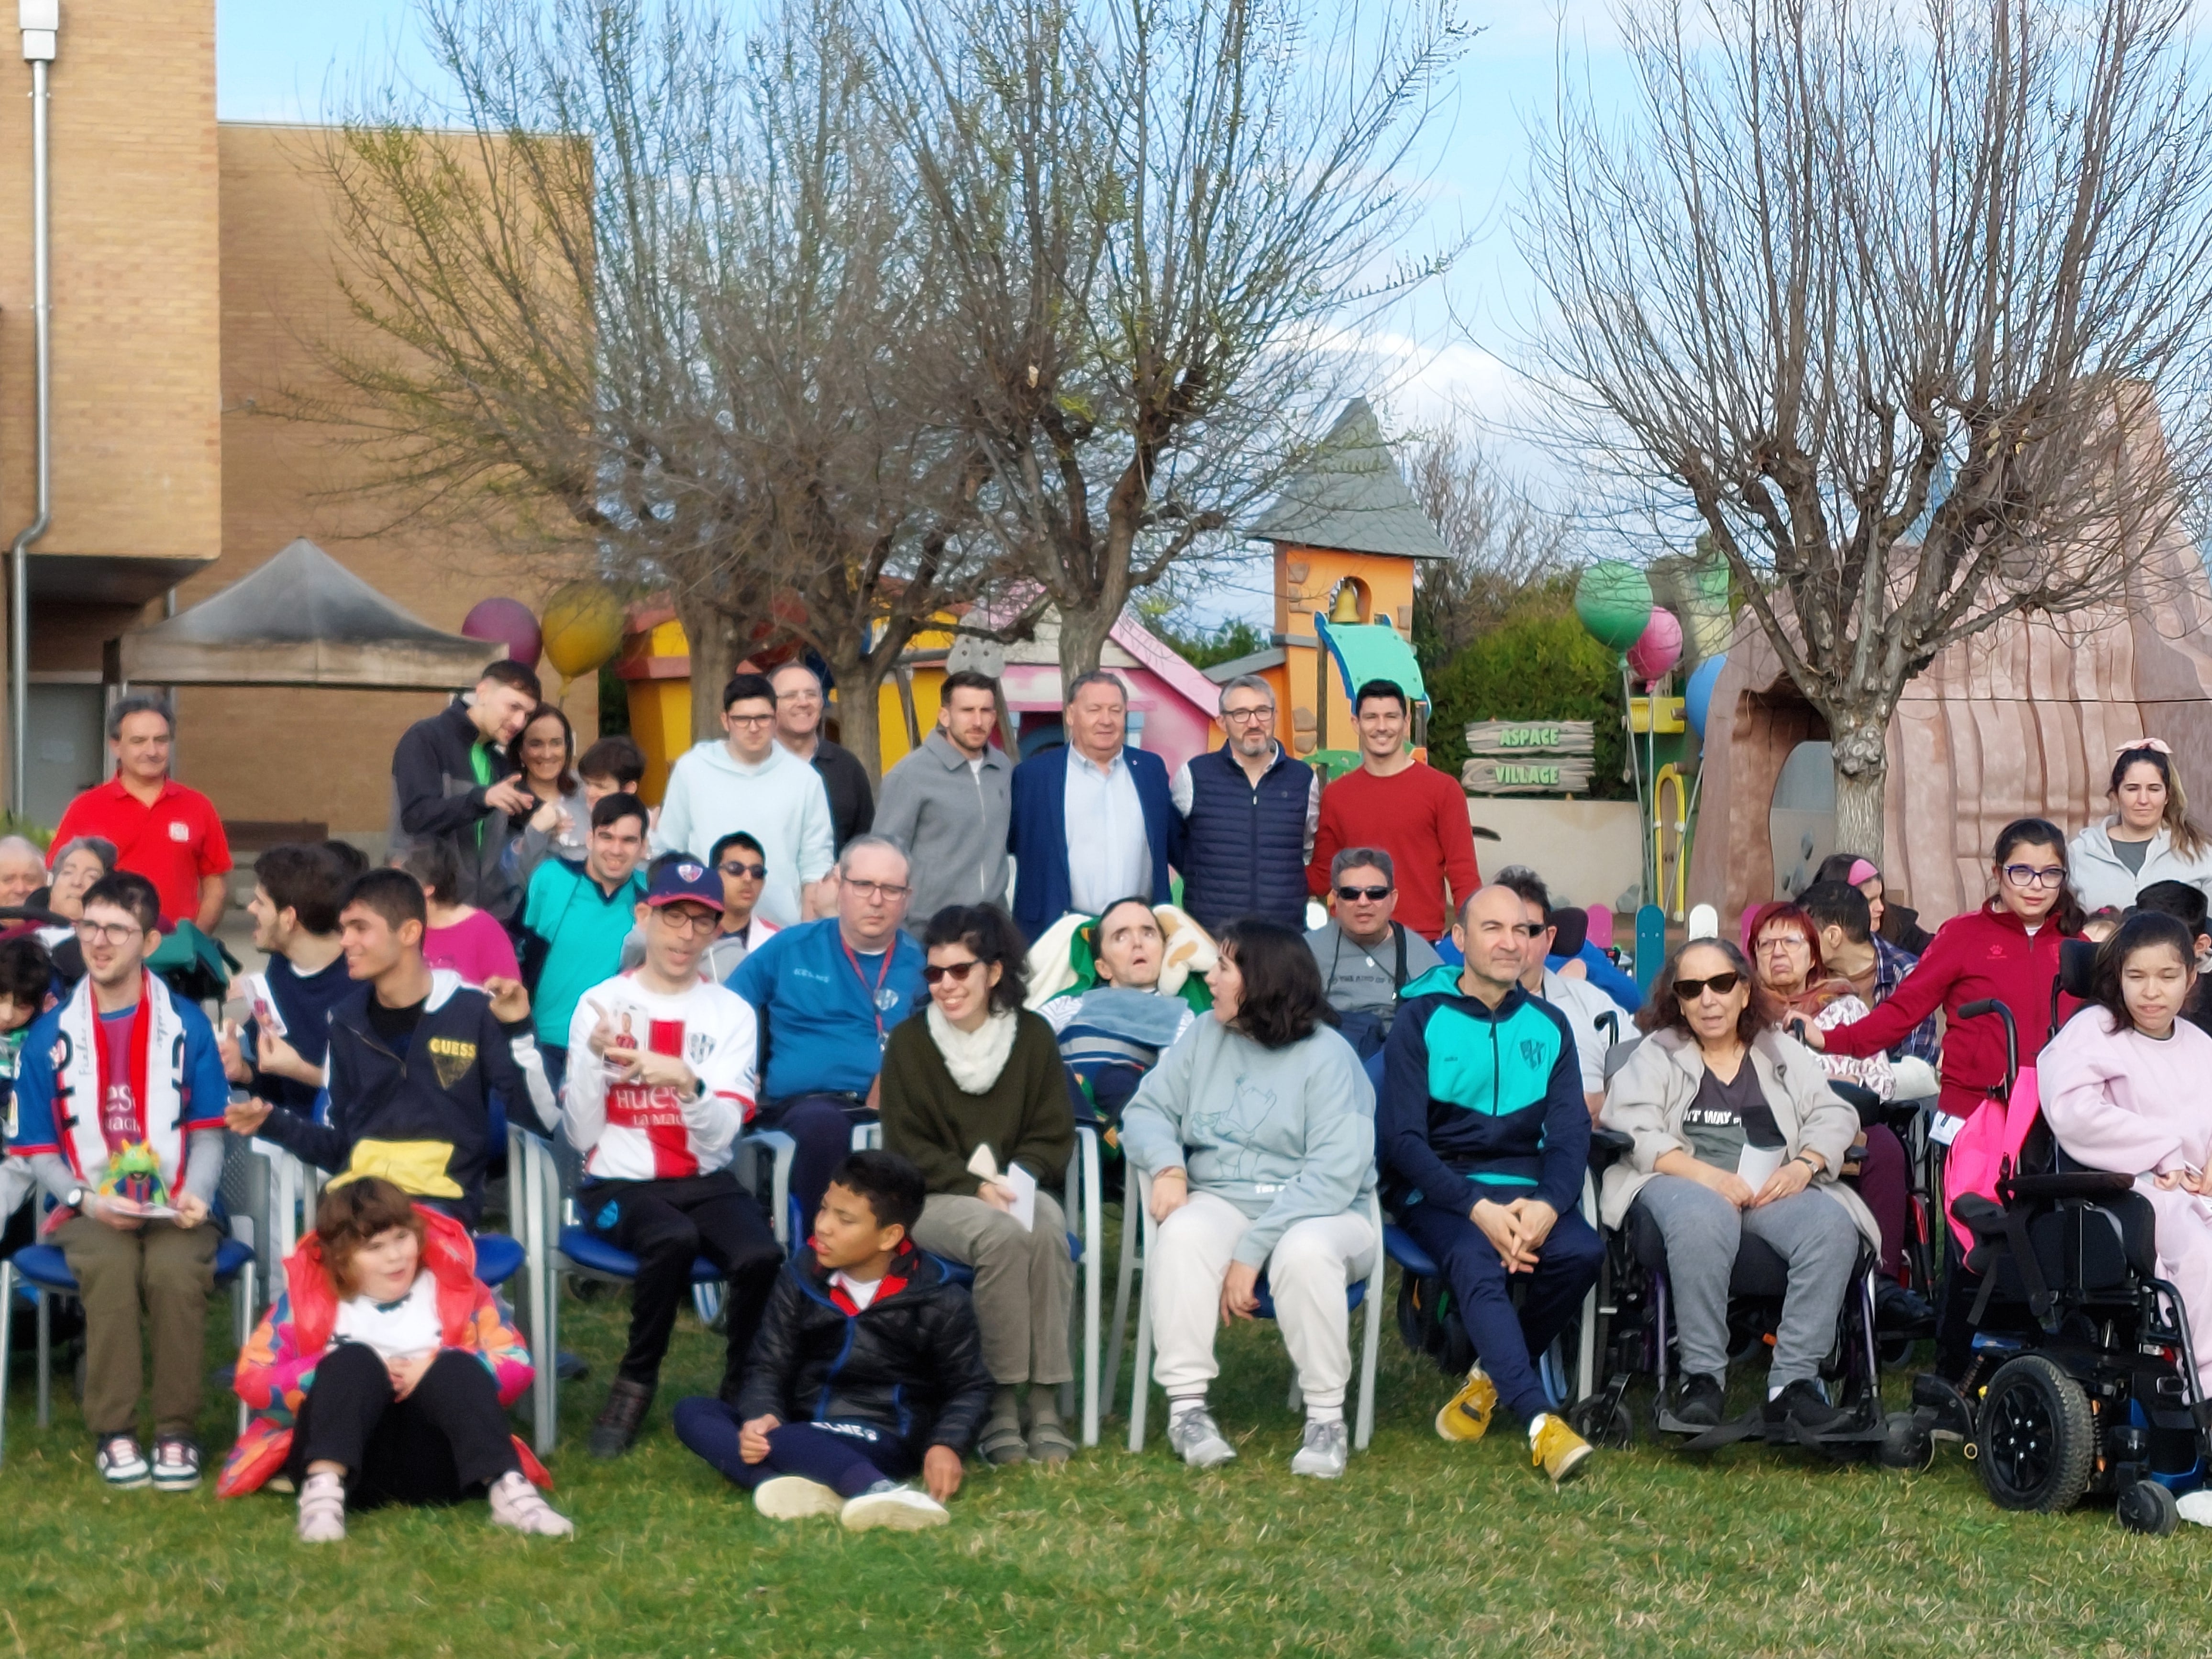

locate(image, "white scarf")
(49, 970), (193, 1191)
(927, 1005), (1019, 1094)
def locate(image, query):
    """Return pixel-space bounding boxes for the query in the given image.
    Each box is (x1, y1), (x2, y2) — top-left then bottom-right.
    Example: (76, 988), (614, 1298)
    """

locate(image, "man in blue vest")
(1171, 675), (1320, 935)
(1006, 672), (1181, 942)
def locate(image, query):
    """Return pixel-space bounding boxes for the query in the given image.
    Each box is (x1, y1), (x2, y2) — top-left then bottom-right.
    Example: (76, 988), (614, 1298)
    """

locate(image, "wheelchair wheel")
(1568, 1394), (1635, 1449)
(2117, 1479), (2180, 1536)
(1877, 1412), (1935, 1472)
(1975, 1353), (2096, 1513)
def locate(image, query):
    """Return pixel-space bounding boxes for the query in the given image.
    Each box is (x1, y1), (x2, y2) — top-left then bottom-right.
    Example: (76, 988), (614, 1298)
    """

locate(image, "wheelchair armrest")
(1588, 1128), (1634, 1174)
(1825, 1078), (1882, 1127)
(1999, 1170), (2136, 1203)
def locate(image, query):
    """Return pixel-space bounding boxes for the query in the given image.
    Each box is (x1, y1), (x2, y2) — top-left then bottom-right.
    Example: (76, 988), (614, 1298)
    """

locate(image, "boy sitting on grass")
(673, 1150), (992, 1531)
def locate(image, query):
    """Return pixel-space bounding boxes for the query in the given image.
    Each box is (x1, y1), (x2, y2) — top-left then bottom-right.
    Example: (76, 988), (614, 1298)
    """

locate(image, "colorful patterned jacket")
(216, 1205), (546, 1497)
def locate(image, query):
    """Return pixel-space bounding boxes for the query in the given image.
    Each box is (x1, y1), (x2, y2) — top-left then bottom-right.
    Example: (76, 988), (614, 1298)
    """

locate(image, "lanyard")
(842, 938), (897, 1049)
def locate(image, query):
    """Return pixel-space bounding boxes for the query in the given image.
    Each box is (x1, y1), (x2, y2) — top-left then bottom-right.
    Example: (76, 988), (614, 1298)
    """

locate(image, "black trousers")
(581, 1169), (783, 1394)
(288, 1344), (520, 1508)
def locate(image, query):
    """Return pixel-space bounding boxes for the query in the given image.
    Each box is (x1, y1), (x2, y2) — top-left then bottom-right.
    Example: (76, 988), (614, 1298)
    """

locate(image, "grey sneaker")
(1290, 1417), (1349, 1479)
(1166, 1407), (1237, 1470)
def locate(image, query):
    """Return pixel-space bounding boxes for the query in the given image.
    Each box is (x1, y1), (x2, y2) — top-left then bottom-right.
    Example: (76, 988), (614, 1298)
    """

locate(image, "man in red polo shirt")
(49, 695), (231, 931)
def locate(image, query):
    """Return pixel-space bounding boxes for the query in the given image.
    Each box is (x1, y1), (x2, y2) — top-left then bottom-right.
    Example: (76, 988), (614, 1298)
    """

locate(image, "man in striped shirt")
(563, 859), (783, 1460)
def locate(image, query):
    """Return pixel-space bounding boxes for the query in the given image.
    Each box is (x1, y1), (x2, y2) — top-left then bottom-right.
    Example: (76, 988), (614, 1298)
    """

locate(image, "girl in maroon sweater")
(1808, 817), (2084, 1375)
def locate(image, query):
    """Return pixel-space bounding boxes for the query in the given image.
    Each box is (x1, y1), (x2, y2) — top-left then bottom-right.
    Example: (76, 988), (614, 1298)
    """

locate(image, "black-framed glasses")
(2002, 863), (2068, 889)
(1335, 885), (1391, 902)
(719, 860), (767, 880)
(845, 878), (911, 901)
(726, 712), (775, 728)
(655, 907), (722, 936)
(922, 958), (981, 985)
(1674, 971), (1743, 1002)
(1221, 706), (1274, 726)
(73, 920), (143, 947)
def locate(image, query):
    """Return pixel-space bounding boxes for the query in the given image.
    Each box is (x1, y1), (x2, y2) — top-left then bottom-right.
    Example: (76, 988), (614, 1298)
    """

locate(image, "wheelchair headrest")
(1602, 1035), (1643, 1083)
(2058, 937), (2099, 1000)
(1550, 907), (1590, 958)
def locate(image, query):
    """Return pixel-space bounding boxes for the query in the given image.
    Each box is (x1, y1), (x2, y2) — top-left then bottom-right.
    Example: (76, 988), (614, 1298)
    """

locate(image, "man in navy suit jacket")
(1007, 671), (1182, 941)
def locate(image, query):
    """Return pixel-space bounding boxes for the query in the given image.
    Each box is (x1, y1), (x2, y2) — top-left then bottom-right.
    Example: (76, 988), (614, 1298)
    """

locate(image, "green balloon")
(1575, 561), (1654, 654)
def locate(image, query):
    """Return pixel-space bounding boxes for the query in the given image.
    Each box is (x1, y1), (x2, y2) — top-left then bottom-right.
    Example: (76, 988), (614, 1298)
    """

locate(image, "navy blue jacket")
(1177, 744), (1313, 932)
(1007, 744), (1181, 942)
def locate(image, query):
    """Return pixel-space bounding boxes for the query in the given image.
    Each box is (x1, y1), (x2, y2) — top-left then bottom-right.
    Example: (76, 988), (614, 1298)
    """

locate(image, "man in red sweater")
(1305, 681), (1480, 941)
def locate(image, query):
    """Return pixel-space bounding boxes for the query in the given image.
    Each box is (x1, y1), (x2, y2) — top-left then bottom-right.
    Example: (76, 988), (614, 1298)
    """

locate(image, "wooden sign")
(1462, 756), (1596, 795)
(1464, 719), (1596, 756)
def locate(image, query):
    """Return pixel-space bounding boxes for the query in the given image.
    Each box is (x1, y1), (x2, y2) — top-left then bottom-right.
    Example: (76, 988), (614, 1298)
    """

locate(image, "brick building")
(0, 2), (583, 847)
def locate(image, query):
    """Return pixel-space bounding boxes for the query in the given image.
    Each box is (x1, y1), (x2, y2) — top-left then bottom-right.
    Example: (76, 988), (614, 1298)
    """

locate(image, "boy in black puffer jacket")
(673, 1150), (992, 1530)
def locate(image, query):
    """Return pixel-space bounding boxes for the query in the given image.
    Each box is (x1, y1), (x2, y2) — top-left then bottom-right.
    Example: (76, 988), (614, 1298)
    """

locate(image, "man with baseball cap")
(561, 857), (783, 1460)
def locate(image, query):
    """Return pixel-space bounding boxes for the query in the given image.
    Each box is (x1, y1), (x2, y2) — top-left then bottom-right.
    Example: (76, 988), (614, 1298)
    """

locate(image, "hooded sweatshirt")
(1119, 1016), (1375, 1269)
(1379, 964), (1589, 1218)
(2067, 818), (2212, 913)
(652, 740), (835, 928)
(1820, 900), (2079, 1120)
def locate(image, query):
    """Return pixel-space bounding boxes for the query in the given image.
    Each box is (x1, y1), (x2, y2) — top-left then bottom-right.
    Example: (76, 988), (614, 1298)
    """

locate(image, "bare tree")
(878, 0), (1466, 681)
(1521, 0), (2212, 855)
(1407, 420), (1575, 665)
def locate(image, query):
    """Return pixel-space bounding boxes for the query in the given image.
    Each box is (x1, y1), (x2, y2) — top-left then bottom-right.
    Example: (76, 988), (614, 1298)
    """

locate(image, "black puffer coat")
(736, 1241), (993, 1460)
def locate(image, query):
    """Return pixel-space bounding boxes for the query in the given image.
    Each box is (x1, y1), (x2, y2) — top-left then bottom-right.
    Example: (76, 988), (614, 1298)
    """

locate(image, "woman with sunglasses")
(1599, 939), (1878, 1434)
(2068, 740), (2212, 912)
(878, 903), (1077, 1467)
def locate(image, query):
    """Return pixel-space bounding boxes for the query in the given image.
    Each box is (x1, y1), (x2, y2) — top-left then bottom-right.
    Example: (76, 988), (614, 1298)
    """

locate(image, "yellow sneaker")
(1529, 1413), (1594, 1485)
(1434, 1364), (1498, 1442)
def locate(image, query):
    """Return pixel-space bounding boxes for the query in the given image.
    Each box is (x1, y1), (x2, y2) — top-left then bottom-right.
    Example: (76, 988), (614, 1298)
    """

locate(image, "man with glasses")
(1170, 675), (1320, 933)
(770, 660), (875, 854)
(564, 859), (782, 1459)
(1304, 848), (1440, 1057)
(729, 836), (927, 1224)
(874, 669), (1013, 932)
(1376, 884), (1600, 1485)
(1492, 865), (1615, 1120)
(654, 672), (835, 928)
(9, 873), (233, 1491)
(521, 794), (653, 1096)
(621, 832), (779, 981)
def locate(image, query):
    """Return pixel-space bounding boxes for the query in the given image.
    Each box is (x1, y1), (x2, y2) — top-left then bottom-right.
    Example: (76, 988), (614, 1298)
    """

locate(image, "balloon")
(459, 597), (542, 668)
(1626, 607), (1684, 685)
(1574, 561), (1654, 655)
(1684, 653), (1727, 740)
(540, 581), (627, 684)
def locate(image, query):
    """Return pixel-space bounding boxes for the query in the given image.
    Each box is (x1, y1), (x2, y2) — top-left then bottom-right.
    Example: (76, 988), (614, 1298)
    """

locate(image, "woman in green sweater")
(880, 903), (1077, 1466)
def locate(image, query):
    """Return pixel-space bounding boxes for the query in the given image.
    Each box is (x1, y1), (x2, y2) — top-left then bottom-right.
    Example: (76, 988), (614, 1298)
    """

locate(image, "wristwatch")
(65, 1185), (86, 1210)
(1792, 1154), (1821, 1175)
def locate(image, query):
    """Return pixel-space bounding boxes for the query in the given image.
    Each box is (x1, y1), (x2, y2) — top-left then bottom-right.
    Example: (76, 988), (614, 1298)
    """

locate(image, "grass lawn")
(3, 1238), (2206, 1659)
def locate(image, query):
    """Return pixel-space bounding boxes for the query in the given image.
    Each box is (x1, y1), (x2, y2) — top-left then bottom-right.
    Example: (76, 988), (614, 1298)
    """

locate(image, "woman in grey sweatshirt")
(1120, 919), (1376, 1481)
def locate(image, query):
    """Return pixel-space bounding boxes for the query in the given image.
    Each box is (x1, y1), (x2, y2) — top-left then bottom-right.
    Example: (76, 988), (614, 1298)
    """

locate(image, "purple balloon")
(461, 597), (542, 668)
(1626, 607), (1683, 686)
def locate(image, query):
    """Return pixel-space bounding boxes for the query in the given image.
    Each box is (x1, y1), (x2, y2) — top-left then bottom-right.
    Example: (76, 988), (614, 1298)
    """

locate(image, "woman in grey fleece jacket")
(1120, 919), (1376, 1480)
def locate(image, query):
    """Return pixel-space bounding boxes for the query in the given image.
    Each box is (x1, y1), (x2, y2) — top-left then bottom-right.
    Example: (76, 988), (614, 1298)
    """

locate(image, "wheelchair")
(1910, 981), (2212, 1534)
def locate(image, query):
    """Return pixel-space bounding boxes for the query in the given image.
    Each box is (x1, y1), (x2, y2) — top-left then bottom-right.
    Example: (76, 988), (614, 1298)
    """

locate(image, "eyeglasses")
(1673, 971), (1743, 1002)
(774, 689), (822, 703)
(1512, 922), (1551, 939)
(922, 958), (981, 985)
(655, 907), (722, 935)
(845, 879), (911, 901)
(1221, 706), (1275, 726)
(719, 860), (767, 880)
(726, 712), (776, 728)
(2002, 863), (2068, 890)
(1756, 934), (1810, 953)
(1335, 885), (1391, 902)
(74, 920), (143, 947)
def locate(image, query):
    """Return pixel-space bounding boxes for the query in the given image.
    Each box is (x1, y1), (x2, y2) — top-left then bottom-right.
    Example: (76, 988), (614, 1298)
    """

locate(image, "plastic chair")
(1123, 1169), (1383, 1454)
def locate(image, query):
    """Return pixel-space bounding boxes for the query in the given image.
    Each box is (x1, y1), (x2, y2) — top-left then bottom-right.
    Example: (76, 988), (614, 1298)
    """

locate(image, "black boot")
(589, 1377), (655, 1460)
(1763, 1377), (1849, 1436)
(1674, 1372), (1726, 1429)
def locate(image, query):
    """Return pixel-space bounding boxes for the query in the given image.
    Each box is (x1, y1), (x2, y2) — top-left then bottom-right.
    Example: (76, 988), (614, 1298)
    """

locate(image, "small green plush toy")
(97, 1140), (171, 1210)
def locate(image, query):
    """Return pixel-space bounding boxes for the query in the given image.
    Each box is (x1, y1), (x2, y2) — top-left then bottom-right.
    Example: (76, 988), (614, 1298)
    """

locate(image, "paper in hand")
(966, 1145), (1038, 1232)
(245, 973), (286, 1040)
(1737, 1143), (1787, 1191)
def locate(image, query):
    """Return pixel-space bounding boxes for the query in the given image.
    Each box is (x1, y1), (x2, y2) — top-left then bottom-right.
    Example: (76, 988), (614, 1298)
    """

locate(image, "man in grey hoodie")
(873, 670), (1012, 932)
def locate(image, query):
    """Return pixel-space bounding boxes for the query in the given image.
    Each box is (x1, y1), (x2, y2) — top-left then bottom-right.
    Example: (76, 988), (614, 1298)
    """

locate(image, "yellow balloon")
(540, 581), (626, 681)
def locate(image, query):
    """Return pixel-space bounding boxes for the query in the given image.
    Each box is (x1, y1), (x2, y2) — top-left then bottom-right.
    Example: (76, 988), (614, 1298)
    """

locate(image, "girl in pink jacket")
(2039, 911), (2212, 1390)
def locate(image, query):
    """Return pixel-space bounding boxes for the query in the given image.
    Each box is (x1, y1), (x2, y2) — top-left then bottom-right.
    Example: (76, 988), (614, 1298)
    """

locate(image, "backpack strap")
(1391, 922), (1409, 992)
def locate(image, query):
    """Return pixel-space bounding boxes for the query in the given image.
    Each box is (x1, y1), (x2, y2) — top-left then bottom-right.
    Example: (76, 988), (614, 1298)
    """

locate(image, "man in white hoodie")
(653, 672), (836, 929)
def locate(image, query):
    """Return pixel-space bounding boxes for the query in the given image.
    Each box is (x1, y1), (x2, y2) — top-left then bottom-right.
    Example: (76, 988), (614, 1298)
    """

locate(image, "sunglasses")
(1335, 885), (1392, 902)
(1673, 971), (1743, 1002)
(719, 860), (767, 880)
(922, 959), (982, 985)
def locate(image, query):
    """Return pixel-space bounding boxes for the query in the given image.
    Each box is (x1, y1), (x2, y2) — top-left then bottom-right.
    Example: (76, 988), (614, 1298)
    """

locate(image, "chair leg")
(1082, 1129), (1102, 1447)
(1108, 1194), (1141, 1422)
(1128, 1172), (1156, 1453)
(35, 1289), (51, 1428)
(235, 1266), (255, 1438)
(0, 1258), (14, 1469)
(1356, 1224), (1382, 1452)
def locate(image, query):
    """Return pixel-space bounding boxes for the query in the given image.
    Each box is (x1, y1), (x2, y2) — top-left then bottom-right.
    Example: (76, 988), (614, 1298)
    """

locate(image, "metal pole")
(8, 7), (55, 817)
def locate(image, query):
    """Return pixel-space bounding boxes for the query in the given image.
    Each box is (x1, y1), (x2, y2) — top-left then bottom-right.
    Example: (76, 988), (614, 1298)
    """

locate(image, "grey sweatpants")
(1630, 1176), (1861, 1389)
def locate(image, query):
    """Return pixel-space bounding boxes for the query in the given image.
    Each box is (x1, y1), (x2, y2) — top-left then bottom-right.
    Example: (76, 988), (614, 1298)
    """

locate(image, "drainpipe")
(7, 0), (52, 817)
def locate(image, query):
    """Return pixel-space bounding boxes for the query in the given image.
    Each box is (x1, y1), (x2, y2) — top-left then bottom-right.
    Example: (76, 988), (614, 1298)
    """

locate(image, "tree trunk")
(835, 664), (888, 789)
(1055, 600), (1117, 688)
(1828, 709), (1890, 865)
(675, 589), (740, 745)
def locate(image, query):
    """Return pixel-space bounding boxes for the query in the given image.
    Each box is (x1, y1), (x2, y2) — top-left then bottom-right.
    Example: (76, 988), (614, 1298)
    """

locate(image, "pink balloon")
(1626, 607), (1683, 686)
(461, 597), (543, 669)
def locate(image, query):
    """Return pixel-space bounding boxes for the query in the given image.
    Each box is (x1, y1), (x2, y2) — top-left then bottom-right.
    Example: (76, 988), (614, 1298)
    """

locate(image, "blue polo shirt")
(728, 918), (926, 1101)
(522, 859), (648, 1050)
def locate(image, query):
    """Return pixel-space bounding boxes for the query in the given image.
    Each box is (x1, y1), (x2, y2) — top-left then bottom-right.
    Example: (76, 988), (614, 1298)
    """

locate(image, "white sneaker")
(1166, 1407), (1237, 1470)
(96, 1435), (151, 1489)
(1290, 1417), (1349, 1479)
(151, 1437), (202, 1493)
(487, 1471), (575, 1538)
(840, 1482), (950, 1532)
(753, 1475), (844, 1521)
(297, 1471), (347, 1544)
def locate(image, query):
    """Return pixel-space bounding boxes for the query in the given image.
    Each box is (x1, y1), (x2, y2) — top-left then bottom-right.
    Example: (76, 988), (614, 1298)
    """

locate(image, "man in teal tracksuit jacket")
(1379, 885), (1598, 1446)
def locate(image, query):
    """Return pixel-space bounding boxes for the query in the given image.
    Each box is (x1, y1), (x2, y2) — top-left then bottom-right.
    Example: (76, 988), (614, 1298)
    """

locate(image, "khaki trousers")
(911, 1191), (1074, 1386)
(56, 1215), (218, 1438)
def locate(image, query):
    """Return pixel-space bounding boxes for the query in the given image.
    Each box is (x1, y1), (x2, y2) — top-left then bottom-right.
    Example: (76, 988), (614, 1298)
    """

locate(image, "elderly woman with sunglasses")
(1599, 939), (1880, 1435)
(879, 903), (1077, 1468)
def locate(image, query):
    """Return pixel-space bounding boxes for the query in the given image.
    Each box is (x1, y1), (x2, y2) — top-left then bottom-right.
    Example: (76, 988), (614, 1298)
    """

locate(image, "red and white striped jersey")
(561, 972), (759, 1181)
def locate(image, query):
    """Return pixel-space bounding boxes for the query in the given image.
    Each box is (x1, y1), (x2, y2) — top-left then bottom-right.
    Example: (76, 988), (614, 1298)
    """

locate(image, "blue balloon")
(1684, 653), (1726, 741)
